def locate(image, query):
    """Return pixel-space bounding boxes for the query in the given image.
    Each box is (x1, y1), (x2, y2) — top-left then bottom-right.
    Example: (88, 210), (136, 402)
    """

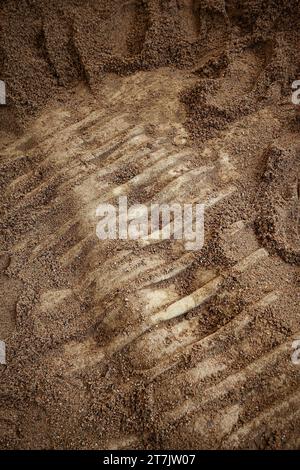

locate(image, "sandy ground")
(0, 0), (299, 450)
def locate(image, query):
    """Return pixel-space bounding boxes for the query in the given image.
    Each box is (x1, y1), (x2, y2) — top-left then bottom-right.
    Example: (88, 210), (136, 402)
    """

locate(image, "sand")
(0, 0), (299, 450)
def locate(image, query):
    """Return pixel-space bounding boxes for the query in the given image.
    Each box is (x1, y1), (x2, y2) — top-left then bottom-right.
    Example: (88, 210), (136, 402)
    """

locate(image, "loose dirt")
(0, 0), (299, 450)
